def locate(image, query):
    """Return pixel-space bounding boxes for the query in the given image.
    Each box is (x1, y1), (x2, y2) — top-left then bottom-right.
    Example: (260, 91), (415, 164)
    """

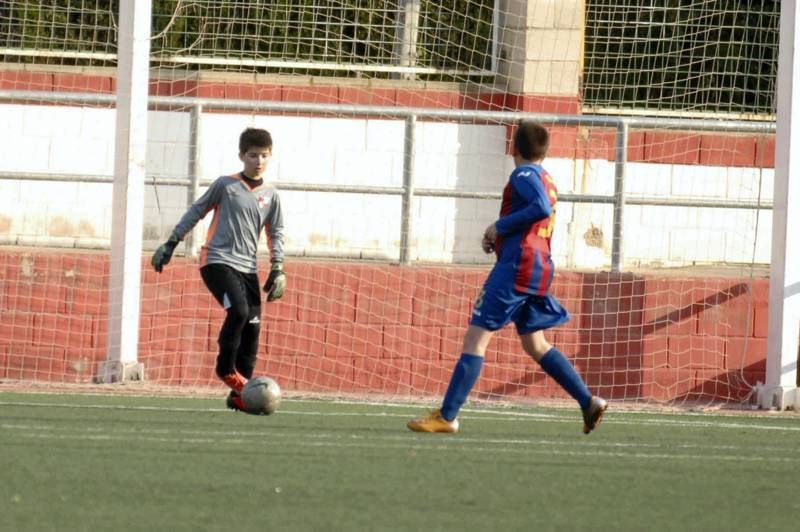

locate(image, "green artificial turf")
(1, 392), (798, 531)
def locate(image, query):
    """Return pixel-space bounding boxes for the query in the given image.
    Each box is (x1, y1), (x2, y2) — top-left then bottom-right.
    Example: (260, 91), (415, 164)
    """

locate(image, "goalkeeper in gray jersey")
(151, 128), (286, 411)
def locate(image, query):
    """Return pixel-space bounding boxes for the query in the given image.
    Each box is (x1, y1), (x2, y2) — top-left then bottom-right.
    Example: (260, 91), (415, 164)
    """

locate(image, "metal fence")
(0, 90), (776, 272)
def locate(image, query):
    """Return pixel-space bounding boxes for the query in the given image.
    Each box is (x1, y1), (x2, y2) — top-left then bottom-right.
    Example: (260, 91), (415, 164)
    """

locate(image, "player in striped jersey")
(151, 128), (285, 411)
(408, 121), (607, 434)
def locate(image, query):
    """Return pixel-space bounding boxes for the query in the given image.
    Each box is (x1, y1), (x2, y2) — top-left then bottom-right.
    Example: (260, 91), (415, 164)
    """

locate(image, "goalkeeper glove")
(263, 262), (286, 302)
(151, 233), (180, 273)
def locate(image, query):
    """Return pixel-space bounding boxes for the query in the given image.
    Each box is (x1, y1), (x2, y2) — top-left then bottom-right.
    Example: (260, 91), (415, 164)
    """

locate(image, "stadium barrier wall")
(0, 77), (776, 268)
(0, 248), (765, 402)
(0, 68), (777, 167)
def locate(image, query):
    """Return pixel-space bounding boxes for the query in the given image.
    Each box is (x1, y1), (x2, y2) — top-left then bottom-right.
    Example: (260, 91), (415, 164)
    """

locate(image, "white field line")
(2, 421), (797, 455)
(1, 400), (799, 433)
(2, 425), (798, 464)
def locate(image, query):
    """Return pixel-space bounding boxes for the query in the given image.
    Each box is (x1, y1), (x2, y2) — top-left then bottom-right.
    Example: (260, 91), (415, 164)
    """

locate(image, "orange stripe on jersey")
(198, 175), (239, 267)
(200, 205), (220, 267)
(265, 223), (273, 252)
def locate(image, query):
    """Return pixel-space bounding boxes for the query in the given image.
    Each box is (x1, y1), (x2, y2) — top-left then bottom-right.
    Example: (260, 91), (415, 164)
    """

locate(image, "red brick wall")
(0, 249), (767, 402)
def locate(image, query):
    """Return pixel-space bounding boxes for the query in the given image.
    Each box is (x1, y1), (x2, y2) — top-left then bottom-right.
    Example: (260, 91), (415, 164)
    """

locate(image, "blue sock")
(538, 348), (592, 410)
(440, 353), (484, 421)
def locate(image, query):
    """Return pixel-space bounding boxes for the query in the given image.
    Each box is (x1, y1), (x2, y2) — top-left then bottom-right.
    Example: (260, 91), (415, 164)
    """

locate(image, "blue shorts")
(469, 279), (570, 335)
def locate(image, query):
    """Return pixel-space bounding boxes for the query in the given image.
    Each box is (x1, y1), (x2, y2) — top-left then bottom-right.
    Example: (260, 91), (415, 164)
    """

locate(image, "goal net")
(0, 0), (778, 407)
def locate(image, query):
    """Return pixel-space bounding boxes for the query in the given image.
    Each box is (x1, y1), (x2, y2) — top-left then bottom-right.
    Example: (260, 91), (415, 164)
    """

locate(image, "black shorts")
(199, 263), (261, 311)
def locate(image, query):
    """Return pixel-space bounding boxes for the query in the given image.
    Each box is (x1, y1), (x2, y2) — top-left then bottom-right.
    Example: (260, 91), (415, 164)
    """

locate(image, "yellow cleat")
(582, 396), (608, 434)
(407, 409), (459, 433)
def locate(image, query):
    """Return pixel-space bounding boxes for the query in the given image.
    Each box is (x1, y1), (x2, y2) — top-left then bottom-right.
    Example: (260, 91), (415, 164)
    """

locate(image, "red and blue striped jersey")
(493, 163), (557, 296)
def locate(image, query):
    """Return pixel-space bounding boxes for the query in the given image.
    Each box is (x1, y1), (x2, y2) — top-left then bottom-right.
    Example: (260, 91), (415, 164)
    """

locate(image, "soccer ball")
(241, 376), (282, 415)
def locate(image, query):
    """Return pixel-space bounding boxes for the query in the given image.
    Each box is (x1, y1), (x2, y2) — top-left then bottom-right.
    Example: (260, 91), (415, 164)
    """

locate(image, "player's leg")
(520, 329), (591, 406)
(520, 331), (607, 433)
(234, 273), (262, 380)
(200, 264), (251, 409)
(202, 268), (250, 381)
(408, 277), (523, 433)
(234, 312), (259, 379)
(441, 325), (493, 418)
(516, 295), (607, 433)
(407, 325), (492, 433)
(227, 278), (262, 412)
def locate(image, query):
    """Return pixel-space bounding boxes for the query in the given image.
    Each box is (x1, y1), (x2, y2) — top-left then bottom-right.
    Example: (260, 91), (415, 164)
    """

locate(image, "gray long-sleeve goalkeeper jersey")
(172, 173), (284, 274)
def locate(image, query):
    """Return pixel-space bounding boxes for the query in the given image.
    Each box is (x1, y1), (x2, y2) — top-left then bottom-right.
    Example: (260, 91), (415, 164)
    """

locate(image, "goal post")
(96, 0), (152, 383)
(756, 0), (800, 410)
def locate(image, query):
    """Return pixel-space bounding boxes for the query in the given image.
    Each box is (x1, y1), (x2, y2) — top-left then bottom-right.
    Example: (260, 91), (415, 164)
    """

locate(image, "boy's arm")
(265, 193), (285, 264)
(262, 193), (286, 302)
(493, 173), (551, 236)
(151, 178), (224, 273)
(171, 178), (225, 240)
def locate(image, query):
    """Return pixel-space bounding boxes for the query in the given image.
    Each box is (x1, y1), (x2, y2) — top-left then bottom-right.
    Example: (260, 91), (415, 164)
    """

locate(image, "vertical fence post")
(399, 114), (417, 265)
(394, 0), (421, 80)
(611, 121), (628, 273)
(491, 0), (500, 73)
(186, 103), (203, 257)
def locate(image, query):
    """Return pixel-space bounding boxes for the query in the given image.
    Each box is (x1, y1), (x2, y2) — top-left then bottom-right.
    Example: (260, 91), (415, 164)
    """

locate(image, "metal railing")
(0, 90), (776, 271)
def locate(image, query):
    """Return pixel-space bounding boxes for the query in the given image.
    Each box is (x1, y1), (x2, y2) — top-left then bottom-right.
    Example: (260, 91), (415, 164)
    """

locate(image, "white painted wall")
(0, 104), (773, 268)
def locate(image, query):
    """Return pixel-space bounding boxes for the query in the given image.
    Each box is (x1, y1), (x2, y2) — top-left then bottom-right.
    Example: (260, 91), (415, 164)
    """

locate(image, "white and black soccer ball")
(241, 376), (282, 415)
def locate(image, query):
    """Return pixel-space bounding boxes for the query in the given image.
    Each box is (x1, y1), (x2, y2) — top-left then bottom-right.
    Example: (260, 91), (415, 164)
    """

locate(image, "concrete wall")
(0, 103), (774, 269)
(499, 0), (583, 96)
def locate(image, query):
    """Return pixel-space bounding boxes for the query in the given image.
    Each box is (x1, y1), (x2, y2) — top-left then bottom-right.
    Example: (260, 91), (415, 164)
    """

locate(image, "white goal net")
(0, 0), (779, 407)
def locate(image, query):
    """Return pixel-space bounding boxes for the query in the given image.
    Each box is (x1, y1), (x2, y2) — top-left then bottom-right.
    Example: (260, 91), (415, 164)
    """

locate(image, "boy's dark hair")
(513, 121), (549, 161)
(239, 128), (273, 153)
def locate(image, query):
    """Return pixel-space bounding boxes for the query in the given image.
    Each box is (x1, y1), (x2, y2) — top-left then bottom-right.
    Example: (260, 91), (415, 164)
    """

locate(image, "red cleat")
(222, 372), (247, 393)
(226, 391), (246, 411)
